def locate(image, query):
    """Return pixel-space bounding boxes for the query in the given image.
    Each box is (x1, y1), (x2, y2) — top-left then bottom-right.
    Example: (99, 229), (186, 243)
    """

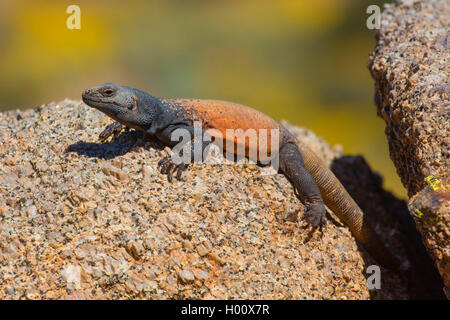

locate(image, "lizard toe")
(160, 160), (172, 174)
(157, 156), (169, 167)
(99, 129), (112, 142)
(176, 163), (188, 180)
(167, 163), (177, 182)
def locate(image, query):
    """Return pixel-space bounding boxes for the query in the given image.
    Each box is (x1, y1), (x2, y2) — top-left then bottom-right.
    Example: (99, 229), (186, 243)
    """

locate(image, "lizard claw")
(157, 156), (188, 182)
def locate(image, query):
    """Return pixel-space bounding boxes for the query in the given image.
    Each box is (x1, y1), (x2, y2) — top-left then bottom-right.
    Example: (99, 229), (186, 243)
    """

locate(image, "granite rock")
(408, 173), (450, 298)
(368, 0), (449, 297)
(0, 100), (440, 299)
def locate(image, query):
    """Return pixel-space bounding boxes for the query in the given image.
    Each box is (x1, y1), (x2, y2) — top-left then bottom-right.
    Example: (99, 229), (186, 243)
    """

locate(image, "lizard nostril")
(82, 89), (93, 101)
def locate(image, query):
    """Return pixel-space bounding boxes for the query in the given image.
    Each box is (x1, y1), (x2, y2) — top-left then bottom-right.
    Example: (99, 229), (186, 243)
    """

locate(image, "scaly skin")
(82, 83), (400, 269)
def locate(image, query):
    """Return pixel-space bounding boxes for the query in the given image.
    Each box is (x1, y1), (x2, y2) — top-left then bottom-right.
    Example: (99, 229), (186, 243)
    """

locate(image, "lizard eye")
(103, 88), (115, 96)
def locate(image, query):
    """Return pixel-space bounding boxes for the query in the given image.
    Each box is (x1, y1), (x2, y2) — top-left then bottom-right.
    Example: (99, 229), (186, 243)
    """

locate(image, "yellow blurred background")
(0, 0), (407, 198)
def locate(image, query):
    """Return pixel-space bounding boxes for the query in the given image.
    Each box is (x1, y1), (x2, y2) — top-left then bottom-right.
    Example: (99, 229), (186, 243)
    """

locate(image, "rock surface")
(408, 173), (450, 298)
(368, 0), (449, 297)
(369, 0), (448, 196)
(0, 100), (442, 300)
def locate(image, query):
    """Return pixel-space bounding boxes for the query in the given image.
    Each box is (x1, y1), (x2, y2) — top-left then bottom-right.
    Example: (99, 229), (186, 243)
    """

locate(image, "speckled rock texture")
(369, 0), (449, 197)
(0, 100), (441, 300)
(368, 0), (449, 298)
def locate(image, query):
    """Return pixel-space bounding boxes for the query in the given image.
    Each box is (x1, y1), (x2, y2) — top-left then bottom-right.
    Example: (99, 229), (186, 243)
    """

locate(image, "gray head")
(82, 83), (157, 130)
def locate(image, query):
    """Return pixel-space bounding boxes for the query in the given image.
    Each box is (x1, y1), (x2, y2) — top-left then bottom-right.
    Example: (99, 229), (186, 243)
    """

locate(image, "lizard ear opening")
(129, 96), (138, 110)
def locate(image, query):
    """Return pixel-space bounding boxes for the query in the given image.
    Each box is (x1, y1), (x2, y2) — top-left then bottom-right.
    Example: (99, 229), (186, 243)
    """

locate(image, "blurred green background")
(0, 0), (407, 198)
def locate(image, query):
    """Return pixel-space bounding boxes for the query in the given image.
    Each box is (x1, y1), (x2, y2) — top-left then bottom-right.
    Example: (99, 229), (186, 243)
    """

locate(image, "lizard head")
(82, 83), (136, 117)
(82, 83), (155, 130)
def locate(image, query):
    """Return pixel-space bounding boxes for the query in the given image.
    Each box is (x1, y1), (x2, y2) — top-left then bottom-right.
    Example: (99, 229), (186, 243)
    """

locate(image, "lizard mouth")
(81, 95), (123, 120)
(82, 95), (104, 106)
(82, 94), (98, 104)
(82, 96), (120, 109)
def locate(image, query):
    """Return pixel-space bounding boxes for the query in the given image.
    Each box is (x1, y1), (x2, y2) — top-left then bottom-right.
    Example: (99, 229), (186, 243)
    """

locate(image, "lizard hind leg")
(279, 142), (327, 227)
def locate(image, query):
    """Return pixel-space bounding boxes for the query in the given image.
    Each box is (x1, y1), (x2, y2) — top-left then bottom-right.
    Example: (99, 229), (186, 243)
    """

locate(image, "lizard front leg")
(99, 121), (128, 142)
(156, 124), (212, 182)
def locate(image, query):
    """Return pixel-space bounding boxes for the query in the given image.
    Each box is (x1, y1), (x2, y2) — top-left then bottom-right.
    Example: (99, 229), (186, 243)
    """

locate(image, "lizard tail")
(296, 141), (400, 270)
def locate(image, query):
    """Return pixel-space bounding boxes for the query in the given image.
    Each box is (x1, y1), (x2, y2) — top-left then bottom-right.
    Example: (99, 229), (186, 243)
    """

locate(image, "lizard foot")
(158, 156), (188, 182)
(301, 201), (326, 227)
(299, 203), (326, 242)
(99, 121), (126, 142)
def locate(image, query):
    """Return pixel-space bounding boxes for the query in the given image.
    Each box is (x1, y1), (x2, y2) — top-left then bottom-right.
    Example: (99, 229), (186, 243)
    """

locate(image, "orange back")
(167, 99), (281, 160)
